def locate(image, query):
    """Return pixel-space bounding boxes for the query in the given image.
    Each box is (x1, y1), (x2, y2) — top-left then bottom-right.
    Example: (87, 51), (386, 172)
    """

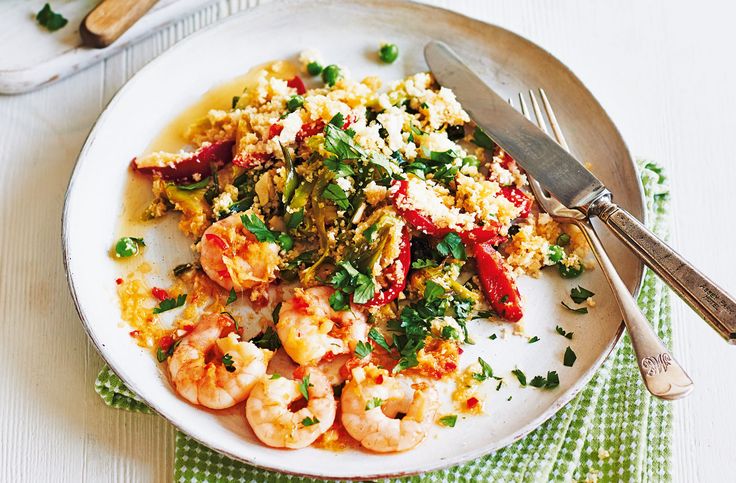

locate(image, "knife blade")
(424, 40), (607, 209)
(424, 40), (736, 344)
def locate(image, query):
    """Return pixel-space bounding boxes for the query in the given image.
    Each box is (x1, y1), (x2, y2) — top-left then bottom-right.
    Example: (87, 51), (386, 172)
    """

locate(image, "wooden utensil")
(80, 0), (158, 48)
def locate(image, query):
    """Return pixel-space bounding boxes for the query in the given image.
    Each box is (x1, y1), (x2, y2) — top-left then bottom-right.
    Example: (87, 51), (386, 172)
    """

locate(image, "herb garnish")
(563, 347), (577, 367)
(511, 369), (527, 386)
(329, 261), (376, 309)
(368, 327), (393, 353)
(570, 286), (595, 304)
(322, 183), (351, 210)
(153, 293), (187, 314)
(555, 325), (574, 339)
(561, 301), (588, 314)
(226, 288), (237, 305)
(301, 416), (320, 427)
(472, 357), (496, 382)
(324, 123), (365, 160)
(222, 353), (236, 372)
(439, 415), (457, 427)
(529, 371), (560, 390)
(250, 327), (281, 350)
(472, 127), (496, 150)
(528, 336), (540, 344)
(436, 232), (466, 260)
(240, 214), (277, 243)
(36, 3), (68, 32)
(298, 375), (312, 401)
(411, 259), (438, 269)
(354, 340), (373, 359)
(365, 397), (384, 411)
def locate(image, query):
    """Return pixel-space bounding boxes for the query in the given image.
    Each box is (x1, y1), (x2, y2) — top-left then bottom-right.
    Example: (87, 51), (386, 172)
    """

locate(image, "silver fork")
(512, 89), (694, 400)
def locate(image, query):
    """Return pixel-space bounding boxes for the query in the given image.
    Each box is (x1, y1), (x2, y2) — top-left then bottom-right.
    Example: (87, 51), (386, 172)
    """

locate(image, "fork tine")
(528, 90), (549, 135)
(538, 88), (570, 151)
(517, 92), (531, 122)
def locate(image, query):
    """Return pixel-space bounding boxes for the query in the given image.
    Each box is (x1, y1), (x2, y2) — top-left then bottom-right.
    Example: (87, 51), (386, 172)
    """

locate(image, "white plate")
(63, 0), (645, 479)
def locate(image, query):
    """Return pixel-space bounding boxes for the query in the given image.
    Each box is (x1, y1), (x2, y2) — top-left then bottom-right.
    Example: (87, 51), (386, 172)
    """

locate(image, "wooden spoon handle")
(80, 0), (158, 48)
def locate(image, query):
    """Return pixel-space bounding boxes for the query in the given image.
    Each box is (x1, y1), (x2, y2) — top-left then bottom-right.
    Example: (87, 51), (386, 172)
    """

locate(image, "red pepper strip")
(500, 186), (533, 218)
(205, 233), (229, 251)
(474, 241), (523, 322)
(287, 76), (306, 95)
(133, 140), (234, 182)
(152, 287), (169, 301)
(217, 269), (231, 279)
(360, 227), (411, 307)
(390, 180), (506, 246)
(268, 123), (284, 139)
(232, 151), (269, 168)
(342, 113), (356, 129)
(295, 119), (326, 143)
(158, 335), (174, 351)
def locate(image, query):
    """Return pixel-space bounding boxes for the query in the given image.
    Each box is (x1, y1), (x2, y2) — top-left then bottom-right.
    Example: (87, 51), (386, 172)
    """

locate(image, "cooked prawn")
(168, 313), (273, 409)
(276, 286), (368, 366)
(341, 364), (438, 453)
(199, 212), (280, 293)
(246, 367), (336, 448)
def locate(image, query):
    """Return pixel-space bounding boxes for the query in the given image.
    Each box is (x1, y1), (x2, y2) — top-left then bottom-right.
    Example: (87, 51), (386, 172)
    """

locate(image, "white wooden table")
(1, 1), (734, 481)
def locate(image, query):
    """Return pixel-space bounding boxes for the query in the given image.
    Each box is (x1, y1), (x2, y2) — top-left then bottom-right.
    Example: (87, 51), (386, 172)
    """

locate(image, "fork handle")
(592, 195), (736, 343)
(575, 220), (693, 399)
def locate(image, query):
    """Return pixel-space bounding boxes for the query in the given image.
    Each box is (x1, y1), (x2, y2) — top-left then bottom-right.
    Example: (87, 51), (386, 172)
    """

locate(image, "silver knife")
(425, 40), (736, 343)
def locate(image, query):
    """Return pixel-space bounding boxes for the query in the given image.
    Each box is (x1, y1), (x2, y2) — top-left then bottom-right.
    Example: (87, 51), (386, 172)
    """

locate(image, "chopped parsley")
(329, 260), (376, 308)
(563, 347), (577, 367)
(423, 280), (445, 302)
(528, 336), (540, 344)
(411, 259), (438, 269)
(436, 232), (466, 260)
(301, 416), (320, 427)
(240, 214), (277, 243)
(324, 123), (365, 160)
(511, 369), (527, 386)
(570, 286), (595, 304)
(365, 397), (384, 411)
(324, 157), (355, 177)
(36, 3), (68, 32)
(472, 357), (496, 382)
(555, 325), (574, 339)
(439, 415), (457, 427)
(298, 375), (312, 401)
(488, 333), (498, 340)
(153, 293), (187, 314)
(250, 327), (281, 350)
(222, 353), (235, 372)
(529, 371), (560, 390)
(561, 301), (588, 314)
(272, 302), (282, 324)
(368, 327), (393, 353)
(354, 340), (373, 359)
(226, 288), (237, 305)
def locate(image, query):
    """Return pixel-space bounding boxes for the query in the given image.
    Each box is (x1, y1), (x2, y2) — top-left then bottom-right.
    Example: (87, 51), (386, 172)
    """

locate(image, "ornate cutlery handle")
(592, 195), (736, 343)
(576, 220), (693, 399)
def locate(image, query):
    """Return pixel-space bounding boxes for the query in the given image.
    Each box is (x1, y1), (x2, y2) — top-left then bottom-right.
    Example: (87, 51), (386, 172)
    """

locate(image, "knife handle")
(80, 0), (158, 48)
(592, 195), (736, 343)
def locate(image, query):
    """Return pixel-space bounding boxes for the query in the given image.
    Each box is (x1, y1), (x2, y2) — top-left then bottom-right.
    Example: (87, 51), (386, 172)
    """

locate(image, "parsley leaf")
(301, 416), (320, 427)
(324, 124), (365, 160)
(570, 286), (595, 304)
(329, 290), (350, 311)
(153, 293), (187, 314)
(298, 375), (312, 401)
(423, 280), (445, 302)
(250, 327), (281, 350)
(36, 3), (68, 32)
(436, 232), (466, 260)
(329, 261), (376, 306)
(529, 371), (560, 390)
(488, 333), (498, 340)
(555, 325), (574, 339)
(563, 346), (577, 367)
(472, 357), (495, 382)
(368, 327), (393, 352)
(561, 301), (588, 314)
(511, 369), (527, 386)
(272, 302), (282, 324)
(352, 275), (377, 304)
(528, 336), (540, 344)
(411, 259), (438, 269)
(439, 415), (457, 427)
(226, 288), (237, 305)
(240, 214), (277, 243)
(222, 353), (235, 372)
(322, 183), (351, 210)
(324, 157), (355, 177)
(365, 397), (384, 411)
(354, 340), (373, 359)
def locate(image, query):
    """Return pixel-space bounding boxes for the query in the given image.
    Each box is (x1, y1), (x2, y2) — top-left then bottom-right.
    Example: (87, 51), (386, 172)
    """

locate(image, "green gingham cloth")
(95, 161), (672, 482)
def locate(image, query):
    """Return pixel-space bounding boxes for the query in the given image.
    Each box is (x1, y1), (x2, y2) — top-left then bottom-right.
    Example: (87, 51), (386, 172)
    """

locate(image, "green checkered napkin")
(95, 161), (672, 482)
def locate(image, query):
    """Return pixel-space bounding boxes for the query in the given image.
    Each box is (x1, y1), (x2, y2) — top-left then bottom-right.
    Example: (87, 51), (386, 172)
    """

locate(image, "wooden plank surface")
(1, 0), (734, 481)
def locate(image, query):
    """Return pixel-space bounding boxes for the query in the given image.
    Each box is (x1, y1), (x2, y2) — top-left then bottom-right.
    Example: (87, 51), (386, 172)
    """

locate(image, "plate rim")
(61, 0), (644, 479)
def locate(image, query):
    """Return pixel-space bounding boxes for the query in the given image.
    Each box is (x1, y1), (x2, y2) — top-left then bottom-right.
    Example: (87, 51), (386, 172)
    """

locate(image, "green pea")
(286, 95), (304, 112)
(306, 61), (323, 76)
(115, 237), (144, 258)
(277, 233), (294, 251)
(321, 64), (342, 86)
(547, 245), (565, 263)
(556, 233), (571, 246)
(558, 261), (584, 279)
(378, 43), (399, 64)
